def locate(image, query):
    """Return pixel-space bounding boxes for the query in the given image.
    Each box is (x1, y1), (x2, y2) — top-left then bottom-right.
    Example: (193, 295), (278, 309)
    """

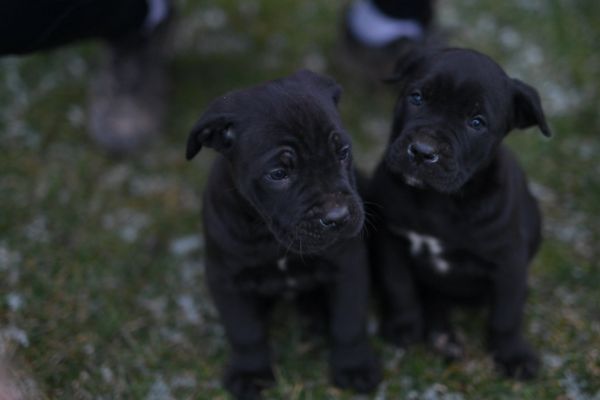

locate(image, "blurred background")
(0, 0), (598, 398)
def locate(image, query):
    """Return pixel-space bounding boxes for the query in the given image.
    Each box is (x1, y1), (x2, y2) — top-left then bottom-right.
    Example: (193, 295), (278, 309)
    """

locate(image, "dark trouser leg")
(341, 0), (437, 79)
(1, 0), (170, 155)
(0, 0), (148, 55)
(371, 0), (434, 26)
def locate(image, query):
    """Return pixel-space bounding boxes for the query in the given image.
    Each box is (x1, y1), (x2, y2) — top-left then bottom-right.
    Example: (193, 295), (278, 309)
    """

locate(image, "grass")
(1, 0), (599, 398)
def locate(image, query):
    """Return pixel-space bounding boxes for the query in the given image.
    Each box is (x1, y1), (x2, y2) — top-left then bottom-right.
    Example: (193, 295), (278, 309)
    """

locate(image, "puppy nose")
(408, 142), (439, 164)
(319, 205), (350, 229)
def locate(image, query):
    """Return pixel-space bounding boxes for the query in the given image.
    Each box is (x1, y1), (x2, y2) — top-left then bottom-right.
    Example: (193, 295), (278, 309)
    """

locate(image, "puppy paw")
(429, 331), (464, 362)
(224, 366), (275, 400)
(492, 338), (539, 380)
(380, 316), (423, 348)
(331, 353), (382, 394)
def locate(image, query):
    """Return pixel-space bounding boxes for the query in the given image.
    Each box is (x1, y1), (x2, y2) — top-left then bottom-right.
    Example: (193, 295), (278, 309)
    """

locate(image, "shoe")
(88, 11), (173, 156)
(336, 1), (443, 82)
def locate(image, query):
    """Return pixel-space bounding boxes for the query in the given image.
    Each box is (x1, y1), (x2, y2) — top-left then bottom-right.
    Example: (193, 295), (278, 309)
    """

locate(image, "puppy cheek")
(384, 144), (407, 173)
(244, 184), (291, 230)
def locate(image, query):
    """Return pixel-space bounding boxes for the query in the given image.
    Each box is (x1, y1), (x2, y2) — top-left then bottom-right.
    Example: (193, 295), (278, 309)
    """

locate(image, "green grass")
(1, 0), (599, 398)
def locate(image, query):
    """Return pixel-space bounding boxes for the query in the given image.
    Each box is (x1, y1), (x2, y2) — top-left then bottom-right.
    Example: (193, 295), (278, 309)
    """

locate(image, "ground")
(0, 0), (599, 399)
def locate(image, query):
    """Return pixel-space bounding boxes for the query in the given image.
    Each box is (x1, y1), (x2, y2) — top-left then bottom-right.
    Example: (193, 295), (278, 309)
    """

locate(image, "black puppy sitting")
(367, 48), (551, 379)
(186, 70), (381, 399)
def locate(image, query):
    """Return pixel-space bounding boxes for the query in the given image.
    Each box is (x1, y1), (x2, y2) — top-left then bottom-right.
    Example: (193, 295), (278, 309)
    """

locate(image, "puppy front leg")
(372, 230), (424, 347)
(327, 239), (382, 394)
(489, 259), (539, 380)
(209, 281), (274, 400)
(422, 290), (464, 362)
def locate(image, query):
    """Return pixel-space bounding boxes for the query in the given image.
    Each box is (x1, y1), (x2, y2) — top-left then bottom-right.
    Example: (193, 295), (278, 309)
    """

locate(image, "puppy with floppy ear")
(367, 48), (550, 380)
(187, 70), (381, 399)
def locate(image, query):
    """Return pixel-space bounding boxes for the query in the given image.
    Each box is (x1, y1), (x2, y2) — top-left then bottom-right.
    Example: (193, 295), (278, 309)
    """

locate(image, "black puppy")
(367, 48), (550, 379)
(186, 70), (381, 399)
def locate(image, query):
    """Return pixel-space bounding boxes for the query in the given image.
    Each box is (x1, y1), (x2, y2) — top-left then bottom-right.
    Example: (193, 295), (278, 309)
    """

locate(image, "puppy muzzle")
(276, 195), (364, 254)
(385, 132), (461, 192)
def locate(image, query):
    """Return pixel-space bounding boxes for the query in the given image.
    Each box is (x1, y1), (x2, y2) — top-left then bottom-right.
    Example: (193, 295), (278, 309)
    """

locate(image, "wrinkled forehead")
(237, 95), (344, 159)
(418, 51), (511, 112)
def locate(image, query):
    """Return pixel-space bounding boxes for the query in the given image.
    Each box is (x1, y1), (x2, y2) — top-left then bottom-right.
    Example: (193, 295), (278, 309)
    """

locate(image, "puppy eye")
(409, 91), (424, 106)
(338, 145), (350, 161)
(267, 168), (288, 181)
(468, 116), (487, 130)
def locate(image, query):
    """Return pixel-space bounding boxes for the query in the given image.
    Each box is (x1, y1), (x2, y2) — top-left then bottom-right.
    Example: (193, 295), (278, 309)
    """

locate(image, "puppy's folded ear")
(511, 78), (551, 137)
(292, 69), (342, 105)
(186, 113), (235, 160)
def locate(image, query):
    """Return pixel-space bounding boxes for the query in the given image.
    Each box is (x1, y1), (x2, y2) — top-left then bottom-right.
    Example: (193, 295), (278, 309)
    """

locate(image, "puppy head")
(186, 70), (363, 254)
(384, 48), (551, 193)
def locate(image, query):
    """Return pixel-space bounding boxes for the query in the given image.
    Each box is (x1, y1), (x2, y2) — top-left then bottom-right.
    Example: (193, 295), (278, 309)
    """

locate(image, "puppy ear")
(292, 69), (342, 105)
(511, 78), (551, 137)
(186, 113), (235, 160)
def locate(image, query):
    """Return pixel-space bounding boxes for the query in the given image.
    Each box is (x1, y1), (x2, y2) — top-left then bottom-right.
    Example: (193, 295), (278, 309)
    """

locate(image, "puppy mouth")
(272, 202), (364, 254)
(385, 146), (463, 193)
(280, 230), (340, 254)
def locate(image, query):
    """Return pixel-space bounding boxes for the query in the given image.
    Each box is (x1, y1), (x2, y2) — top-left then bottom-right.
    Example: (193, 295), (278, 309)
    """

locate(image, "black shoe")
(88, 10), (173, 156)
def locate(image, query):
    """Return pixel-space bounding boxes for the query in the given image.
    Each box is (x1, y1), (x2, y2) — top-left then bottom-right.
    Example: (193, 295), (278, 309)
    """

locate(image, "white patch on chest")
(277, 257), (298, 288)
(277, 257), (288, 271)
(403, 174), (424, 188)
(389, 225), (451, 274)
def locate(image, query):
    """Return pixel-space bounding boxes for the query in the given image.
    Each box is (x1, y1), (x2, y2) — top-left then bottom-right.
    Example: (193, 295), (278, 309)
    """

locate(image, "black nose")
(408, 142), (439, 164)
(319, 205), (350, 229)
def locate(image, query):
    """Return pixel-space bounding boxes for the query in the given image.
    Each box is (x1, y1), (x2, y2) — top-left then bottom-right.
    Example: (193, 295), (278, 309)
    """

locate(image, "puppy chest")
(396, 227), (451, 274)
(232, 256), (337, 296)
(387, 224), (491, 279)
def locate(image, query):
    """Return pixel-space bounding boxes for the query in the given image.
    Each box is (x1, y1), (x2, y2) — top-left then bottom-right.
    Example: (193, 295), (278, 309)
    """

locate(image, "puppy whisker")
(362, 212), (378, 235)
(284, 227), (299, 258)
(362, 200), (384, 210)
